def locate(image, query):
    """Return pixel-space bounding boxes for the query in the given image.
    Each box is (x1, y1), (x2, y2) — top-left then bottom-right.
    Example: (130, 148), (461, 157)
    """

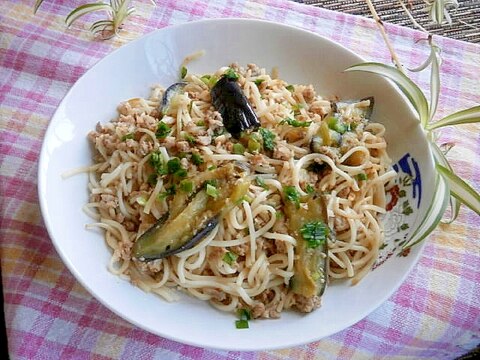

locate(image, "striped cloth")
(1, 0), (479, 359)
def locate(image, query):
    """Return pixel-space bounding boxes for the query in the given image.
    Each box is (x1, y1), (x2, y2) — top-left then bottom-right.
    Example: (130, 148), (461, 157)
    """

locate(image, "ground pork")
(293, 294), (321, 313)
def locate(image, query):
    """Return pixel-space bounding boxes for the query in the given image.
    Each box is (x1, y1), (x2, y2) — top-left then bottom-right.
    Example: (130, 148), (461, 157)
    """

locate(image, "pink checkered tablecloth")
(1, 0), (479, 359)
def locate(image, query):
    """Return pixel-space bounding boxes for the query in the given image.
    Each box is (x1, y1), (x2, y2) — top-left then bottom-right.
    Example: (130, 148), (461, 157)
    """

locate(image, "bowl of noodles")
(38, 19), (435, 350)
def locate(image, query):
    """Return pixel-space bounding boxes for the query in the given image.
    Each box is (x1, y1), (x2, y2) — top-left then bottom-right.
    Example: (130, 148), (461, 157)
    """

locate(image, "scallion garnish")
(283, 186), (300, 208)
(223, 251), (238, 265)
(356, 173), (368, 181)
(206, 183), (219, 199)
(180, 180), (193, 193)
(300, 221), (329, 248)
(232, 143), (245, 154)
(224, 68), (239, 81)
(191, 153), (204, 166)
(235, 308), (251, 329)
(180, 66), (187, 79)
(183, 133), (196, 144)
(121, 133), (134, 141)
(235, 320), (249, 329)
(155, 122), (171, 139)
(281, 117), (311, 128)
(259, 128), (276, 151)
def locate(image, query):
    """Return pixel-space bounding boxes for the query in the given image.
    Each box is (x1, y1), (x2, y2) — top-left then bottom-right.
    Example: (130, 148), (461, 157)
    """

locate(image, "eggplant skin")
(161, 82), (187, 115)
(133, 166), (251, 262)
(211, 76), (260, 138)
(285, 195), (330, 297)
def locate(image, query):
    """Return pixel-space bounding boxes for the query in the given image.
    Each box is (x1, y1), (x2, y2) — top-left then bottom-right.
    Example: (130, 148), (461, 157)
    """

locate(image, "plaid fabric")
(1, 0), (479, 359)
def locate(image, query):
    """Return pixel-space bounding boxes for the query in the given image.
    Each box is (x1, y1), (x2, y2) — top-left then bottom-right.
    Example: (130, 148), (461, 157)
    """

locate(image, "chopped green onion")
(206, 183), (219, 199)
(300, 221), (329, 248)
(180, 66), (187, 79)
(247, 137), (261, 153)
(175, 168), (187, 178)
(281, 118), (311, 128)
(158, 185), (176, 199)
(155, 122), (171, 139)
(205, 75), (218, 88)
(183, 133), (196, 144)
(254, 78), (265, 86)
(232, 143), (245, 154)
(191, 153), (204, 166)
(147, 173), (157, 186)
(306, 184), (315, 194)
(286, 84), (294, 91)
(237, 308), (252, 320)
(326, 116), (347, 134)
(149, 151), (168, 175)
(283, 186), (300, 208)
(224, 68), (239, 81)
(204, 179), (217, 187)
(196, 120), (205, 126)
(235, 320), (249, 329)
(259, 128), (276, 151)
(223, 251), (238, 265)
(207, 165), (217, 171)
(180, 180), (193, 193)
(167, 158), (182, 174)
(121, 133), (134, 141)
(356, 173), (368, 181)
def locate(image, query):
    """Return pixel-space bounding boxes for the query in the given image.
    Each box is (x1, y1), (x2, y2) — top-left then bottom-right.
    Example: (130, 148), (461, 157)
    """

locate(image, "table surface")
(300, 0), (480, 43)
(1, 0), (479, 359)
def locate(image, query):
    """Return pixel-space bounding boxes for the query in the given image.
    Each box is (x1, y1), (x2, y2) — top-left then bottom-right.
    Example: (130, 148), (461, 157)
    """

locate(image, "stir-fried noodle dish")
(85, 63), (396, 320)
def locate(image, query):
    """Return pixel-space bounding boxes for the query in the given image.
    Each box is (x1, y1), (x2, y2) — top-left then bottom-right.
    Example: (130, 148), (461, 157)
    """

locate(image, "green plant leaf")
(430, 0), (446, 24)
(429, 45), (441, 122)
(65, 3), (112, 28)
(430, 140), (460, 223)
(427, 105), (480, 130)
(34, 0), (45, 13)
(437, 164), (480, 215)
(403, 172), (450, 249)
(345, 62), (429, 127)
(90, 19), (114, 34)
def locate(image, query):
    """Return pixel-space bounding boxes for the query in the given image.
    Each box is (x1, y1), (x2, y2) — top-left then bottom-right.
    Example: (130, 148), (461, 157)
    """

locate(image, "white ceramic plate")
(38, 19), (434, 351)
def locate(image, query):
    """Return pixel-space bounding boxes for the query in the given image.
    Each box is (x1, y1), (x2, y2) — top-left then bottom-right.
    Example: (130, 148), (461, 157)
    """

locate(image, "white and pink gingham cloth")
(1, 0), (479, 359)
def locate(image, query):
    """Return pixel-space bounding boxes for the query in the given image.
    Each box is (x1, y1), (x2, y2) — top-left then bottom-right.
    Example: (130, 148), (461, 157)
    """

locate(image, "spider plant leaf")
(345, 62), (429, 127)
(430, 0), (446, 24)
(429, 45), (441, 122)
(427, 105), (480, 130)
(65, 3), (112, 28)
(90, 20), (114, 34)
(408, 51), (433, 73)
(403, 172), (450, 249)
(430, 140), (460, 223)
(34, 0), (45, 13)
(437, 164), (480, 215)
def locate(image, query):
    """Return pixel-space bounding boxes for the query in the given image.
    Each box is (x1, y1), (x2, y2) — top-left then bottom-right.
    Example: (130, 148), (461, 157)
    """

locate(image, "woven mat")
(299, 0), (480, 43)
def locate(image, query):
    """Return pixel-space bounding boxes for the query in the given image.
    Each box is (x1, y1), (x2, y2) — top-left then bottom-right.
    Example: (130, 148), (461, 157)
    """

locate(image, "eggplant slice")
(133, 165), (250, 261)
(160, 82), (187, 115)
(211, 76), (260, 138)
(285, 194), (331, 297)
